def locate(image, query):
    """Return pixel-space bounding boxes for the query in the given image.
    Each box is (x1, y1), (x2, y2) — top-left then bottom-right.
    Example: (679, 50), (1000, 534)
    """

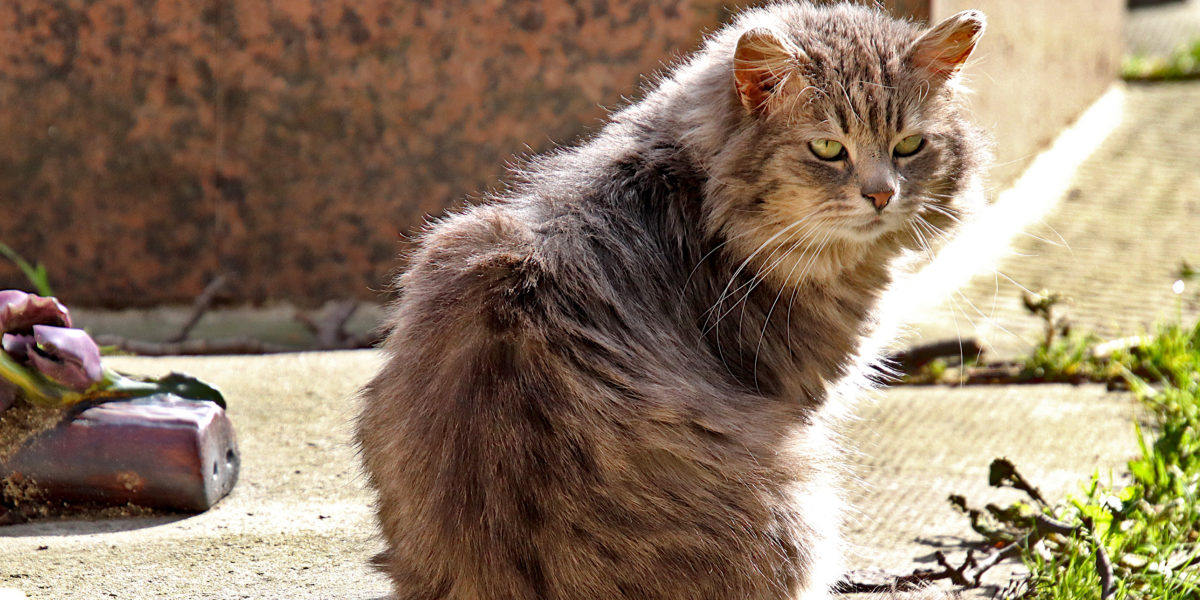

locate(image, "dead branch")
(990, 458), (1048, 507)
(94, 334), (295, 356)
(294, 300), (360, 350)
(1081, 516), (1116, 599)
(840, 468), (1117, 597)
(889, 338), (985, 374)
(167, 274), (229, 343)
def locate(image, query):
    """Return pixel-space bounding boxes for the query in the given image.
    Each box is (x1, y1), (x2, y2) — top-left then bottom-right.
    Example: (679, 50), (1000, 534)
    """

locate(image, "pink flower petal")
(29, 325), (103, 391)
(2, 332), (34, 361)
(0, 290), (71, 336)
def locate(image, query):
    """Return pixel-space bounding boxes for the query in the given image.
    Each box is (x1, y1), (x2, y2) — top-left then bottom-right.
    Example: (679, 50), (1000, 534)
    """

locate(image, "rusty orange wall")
(0, 0), (743, 307)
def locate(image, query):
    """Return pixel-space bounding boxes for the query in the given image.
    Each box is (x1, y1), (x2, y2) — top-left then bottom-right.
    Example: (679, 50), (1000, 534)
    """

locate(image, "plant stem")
(0, 349), (80, 407)
(86, 368), (164, 401)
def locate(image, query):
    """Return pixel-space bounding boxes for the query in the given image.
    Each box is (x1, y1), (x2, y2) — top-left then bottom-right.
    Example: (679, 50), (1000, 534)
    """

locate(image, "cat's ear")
(908, 10), (986, 83)
(733, 27), (806, 116)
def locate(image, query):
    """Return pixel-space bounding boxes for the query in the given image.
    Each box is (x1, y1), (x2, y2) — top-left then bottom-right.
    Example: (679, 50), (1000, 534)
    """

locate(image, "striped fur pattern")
(356, 3), (988, 599)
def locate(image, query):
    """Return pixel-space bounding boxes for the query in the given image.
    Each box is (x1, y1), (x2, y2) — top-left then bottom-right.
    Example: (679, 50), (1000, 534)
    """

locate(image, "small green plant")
(1020, 332), (1109, 384)
(1015, 289), (1127, 384)
(1123, 39), (1200, 81)
(0, 241), (53, 297)
(953, 317), (1200, 599)
(1177, 260), (1198, 282)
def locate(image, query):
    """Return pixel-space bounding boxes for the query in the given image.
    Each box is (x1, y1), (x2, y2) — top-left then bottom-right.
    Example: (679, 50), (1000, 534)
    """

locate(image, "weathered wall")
(0, 0), (1122, 308)
(932, 0), (1125, 186)
(0, 0), (741, 307)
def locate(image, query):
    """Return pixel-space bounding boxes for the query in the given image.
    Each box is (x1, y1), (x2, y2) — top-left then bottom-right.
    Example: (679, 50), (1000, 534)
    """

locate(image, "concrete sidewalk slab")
(845, 384), (1142, 595)
(1127, 0), (1200, 56)
(909, 80), (1200, 360)
(1, 352), (391, 600)
(0, 352), (1142, 599)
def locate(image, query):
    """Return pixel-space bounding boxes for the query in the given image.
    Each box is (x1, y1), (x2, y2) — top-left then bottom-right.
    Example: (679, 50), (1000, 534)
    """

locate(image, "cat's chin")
(834, 218), (908, 245)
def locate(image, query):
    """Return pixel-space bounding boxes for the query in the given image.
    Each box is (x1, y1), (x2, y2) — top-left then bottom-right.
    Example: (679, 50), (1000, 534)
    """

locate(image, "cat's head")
(700, 4), (989, 281)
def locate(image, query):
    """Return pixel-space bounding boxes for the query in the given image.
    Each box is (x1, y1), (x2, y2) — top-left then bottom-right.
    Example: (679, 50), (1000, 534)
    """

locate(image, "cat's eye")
(893, 134), (925, 158)
(809, 139), (846, 161)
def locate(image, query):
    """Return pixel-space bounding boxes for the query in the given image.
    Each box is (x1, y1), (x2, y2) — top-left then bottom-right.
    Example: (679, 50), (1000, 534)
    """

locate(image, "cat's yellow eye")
(809, 139), (845, 161)
(893, 134), (924, 158)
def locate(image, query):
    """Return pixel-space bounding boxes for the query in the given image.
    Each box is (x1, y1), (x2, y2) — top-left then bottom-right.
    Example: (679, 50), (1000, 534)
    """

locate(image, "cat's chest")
(697, 279), (871, 402)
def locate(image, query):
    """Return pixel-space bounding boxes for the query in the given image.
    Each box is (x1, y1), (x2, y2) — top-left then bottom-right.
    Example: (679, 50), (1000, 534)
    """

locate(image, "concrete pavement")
(907, 80), (1200, 361)
(5, 4), (1200, 598)
(0, 352), (1145, 600)
(2, 352), (392, 600)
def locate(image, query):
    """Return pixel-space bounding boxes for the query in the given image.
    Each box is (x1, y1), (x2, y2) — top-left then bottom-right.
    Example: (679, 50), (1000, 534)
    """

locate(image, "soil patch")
(0, 400), (66, 464)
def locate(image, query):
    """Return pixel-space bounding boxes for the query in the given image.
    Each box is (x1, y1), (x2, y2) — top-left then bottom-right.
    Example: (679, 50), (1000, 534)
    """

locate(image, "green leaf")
(0, 242), (53, 296)
(31, 263), (53, 297)
(90, 370), (226, 409)
(153, 372), (226, 408)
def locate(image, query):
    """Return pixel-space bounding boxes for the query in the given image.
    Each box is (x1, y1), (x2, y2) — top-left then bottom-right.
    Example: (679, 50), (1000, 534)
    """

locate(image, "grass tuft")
(959, 316), (1200, 598)
(0, 241), (54, 297)
(1123, 39), (1200, 81)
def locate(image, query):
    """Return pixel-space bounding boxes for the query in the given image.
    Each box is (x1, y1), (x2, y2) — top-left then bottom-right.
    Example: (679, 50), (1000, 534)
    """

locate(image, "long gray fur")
(357, 3), (989, 599)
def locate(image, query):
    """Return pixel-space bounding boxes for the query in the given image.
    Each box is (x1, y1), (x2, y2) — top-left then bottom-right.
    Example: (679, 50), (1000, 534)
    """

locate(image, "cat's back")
(355, 198), (575, 597)
(353, 0), (992, 595)
(356, 178), (818, 600)
(357, 141), (703, 475)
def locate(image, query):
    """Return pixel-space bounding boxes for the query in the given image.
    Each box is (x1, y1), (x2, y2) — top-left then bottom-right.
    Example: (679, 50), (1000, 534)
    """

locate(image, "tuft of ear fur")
(733, 27), (806, 115)
(908, 10), (986, 83)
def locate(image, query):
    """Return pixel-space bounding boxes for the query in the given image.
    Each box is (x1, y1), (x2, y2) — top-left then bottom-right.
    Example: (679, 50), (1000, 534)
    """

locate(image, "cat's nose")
(862, 190), (893, 214)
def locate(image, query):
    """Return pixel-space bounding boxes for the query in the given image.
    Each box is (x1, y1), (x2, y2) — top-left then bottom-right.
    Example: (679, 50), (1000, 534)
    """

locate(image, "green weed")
(0, 241), (54, 297)
(959, 317), (1200, 599)
(1123, 39), (1200, 81)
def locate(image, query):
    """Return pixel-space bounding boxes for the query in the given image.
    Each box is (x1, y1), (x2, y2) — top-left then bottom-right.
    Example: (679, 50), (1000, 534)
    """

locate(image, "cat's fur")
(357, 3), (988, 599)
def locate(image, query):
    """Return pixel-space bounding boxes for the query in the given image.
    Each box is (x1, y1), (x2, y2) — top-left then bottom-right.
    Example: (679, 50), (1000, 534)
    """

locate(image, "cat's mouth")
(843, 212), (908, 242)
(853, 215), (889, 233)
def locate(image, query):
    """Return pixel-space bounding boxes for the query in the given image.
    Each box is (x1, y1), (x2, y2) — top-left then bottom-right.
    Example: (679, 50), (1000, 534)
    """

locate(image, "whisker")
(749, 221), (835, 376)
(915, 215), (952, 244)
(708, 219), (827, 338)
(909, 217), (938, 262)
(795, 226), (837, 283)
(682, 221), (773, 300)
(750, 223), (830, 388)
(942, 291), (988, 383)
(734, 222), (823, 340)
(703, 219), (814, 340)
(951, 287), (1024, 342)
(1014, 228), (1069, 249)
(993, 270), (1039, 297)
(921, 202), (963, 223)
(783, 223), (838, 347)
(704, 221), (804, 323)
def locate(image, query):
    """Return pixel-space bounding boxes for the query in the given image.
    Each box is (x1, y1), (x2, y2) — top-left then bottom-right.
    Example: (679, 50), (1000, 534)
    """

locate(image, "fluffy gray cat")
(357, 2), (989, 599)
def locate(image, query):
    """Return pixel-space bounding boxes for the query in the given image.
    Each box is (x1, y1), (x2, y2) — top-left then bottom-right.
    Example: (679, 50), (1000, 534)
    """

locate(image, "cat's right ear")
(733, 28), (806, 116)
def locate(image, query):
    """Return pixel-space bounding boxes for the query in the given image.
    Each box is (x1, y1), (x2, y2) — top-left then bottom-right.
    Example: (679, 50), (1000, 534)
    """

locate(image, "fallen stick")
(93, 334), (296, 356)
(889, 338), (985, 373)
(167, 274), (230, 343)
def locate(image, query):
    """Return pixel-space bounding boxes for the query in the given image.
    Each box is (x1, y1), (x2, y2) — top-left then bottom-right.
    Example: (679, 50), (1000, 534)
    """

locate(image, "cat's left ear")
(908, 10), (986, 83)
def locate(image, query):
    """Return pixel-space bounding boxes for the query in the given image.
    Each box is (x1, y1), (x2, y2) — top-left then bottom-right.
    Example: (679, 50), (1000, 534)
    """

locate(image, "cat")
(356, 2), (988, 599)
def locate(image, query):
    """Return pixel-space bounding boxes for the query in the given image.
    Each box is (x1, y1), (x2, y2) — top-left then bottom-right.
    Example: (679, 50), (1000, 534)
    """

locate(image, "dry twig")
(168, 274), (229, 343)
